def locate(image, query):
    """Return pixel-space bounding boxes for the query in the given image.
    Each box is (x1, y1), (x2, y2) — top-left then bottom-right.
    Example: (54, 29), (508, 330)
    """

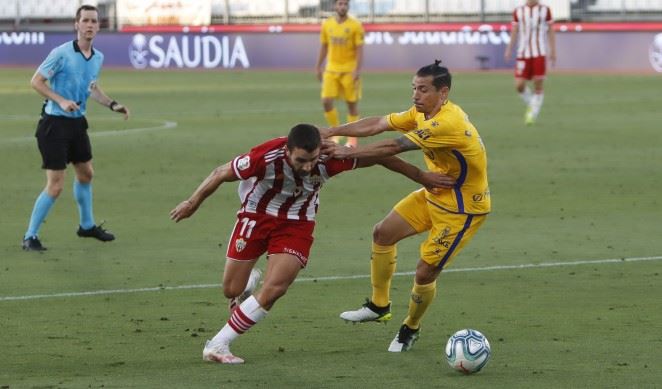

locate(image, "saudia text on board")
(129, 34), (249, 69)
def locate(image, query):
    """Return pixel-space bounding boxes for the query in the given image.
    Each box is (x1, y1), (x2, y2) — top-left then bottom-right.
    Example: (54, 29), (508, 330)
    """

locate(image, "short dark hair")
(76, 5), (99, 21)
(416, 60), (452, 90)
(287, 124), (321, 152)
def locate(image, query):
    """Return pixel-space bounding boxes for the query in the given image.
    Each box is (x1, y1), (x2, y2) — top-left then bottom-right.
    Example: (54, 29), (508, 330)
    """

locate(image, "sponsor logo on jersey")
(414, 128), (431, 140)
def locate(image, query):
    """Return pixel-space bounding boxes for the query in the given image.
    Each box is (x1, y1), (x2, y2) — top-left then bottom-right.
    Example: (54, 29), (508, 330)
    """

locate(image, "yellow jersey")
(320, 16), (364, 73)
(386, 102), (491, 215)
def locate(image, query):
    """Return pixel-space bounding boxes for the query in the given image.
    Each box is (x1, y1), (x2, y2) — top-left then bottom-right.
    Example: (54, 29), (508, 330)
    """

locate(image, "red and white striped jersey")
(231, 137), (357, 221)
(512, 3), (553, 59)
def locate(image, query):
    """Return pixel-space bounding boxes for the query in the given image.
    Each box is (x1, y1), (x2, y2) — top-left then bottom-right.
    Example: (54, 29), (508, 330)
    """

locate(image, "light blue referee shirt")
(37, 40), (104, 118)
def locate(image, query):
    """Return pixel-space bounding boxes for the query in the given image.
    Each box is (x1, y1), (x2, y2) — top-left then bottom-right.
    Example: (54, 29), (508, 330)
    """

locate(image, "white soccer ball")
(445, 329), (491, 374)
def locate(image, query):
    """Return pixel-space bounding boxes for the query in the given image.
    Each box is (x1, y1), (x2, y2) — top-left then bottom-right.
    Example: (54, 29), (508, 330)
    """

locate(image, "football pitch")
(0, 68), (660, 388)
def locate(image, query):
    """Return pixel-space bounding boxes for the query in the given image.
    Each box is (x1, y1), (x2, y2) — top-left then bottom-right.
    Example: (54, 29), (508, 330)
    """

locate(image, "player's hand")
(322, 140), (353, 159)
(111, 102), (130, 120)
(318, 127), (333, 139)
(549, 52), (557, 67)
(419, 171), (456, 193)
(170, 200), (196, 222)
(59, 99), (80, 113)
(316, 67), (323, 82)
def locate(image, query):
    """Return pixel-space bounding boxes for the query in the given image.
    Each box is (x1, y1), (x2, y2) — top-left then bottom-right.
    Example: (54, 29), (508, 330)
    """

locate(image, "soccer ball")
(445, 329), (491, 374)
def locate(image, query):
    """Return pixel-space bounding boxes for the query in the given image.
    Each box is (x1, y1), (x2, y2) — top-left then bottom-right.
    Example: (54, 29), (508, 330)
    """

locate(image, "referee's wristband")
(109, 100), (118, 111)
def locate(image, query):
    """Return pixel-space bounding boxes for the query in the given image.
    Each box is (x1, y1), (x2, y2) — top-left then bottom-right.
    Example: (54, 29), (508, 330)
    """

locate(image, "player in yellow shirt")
(315, 0), (364, 147)
(321, 61), (491, 352)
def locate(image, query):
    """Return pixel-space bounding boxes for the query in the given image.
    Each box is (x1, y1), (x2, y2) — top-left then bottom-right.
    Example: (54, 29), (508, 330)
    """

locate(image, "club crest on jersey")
(309, 175), (323, 185)
(293, 186), (303, 196)
(237, 156), (250, 171)
(431, 121), (439, 127)
(235, 238), (247, 252)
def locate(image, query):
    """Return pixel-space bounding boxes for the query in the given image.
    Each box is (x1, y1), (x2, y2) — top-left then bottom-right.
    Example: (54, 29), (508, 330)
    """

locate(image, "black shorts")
(35, 114), (92, 170)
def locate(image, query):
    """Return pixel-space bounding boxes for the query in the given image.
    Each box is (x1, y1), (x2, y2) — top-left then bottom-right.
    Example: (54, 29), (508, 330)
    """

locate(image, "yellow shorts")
(321, 71), (361, 102)
(393, 189), (487, 269)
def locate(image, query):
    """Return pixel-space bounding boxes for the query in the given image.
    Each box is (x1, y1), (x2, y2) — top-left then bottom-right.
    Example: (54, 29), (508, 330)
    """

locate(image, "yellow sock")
(370, 242), (396, 307)
(404, 281), (437, 330)
(346, 114), (359, 123)
(323, 109), (342, 143)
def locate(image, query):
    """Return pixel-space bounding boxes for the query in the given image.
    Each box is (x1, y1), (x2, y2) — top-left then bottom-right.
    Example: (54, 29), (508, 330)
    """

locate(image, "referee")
(22, 5), (129, 251)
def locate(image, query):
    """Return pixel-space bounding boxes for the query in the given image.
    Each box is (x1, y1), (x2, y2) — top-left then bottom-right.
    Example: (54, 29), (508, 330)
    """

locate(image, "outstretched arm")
(357, 155), (455, 191)
(169, 162), (238, 222)
(324, 135), (419, 160)
(320, 116), (391, 139)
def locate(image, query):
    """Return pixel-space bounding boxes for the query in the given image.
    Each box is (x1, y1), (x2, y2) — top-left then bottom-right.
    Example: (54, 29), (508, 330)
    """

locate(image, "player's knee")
(415, 262), (439, 285)
(46, 179), (64, 198)
(322, 99), (334, 111)
(76, 169), (94, 183)
(373, 221), (395, 246)
(222, 283), (243, 299)
(46, 185), (63, 198)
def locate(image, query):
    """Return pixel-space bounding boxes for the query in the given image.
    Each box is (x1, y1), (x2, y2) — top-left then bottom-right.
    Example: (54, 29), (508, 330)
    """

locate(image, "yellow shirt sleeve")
(386, 106), (418, 133)
(320, 19), (329, 44)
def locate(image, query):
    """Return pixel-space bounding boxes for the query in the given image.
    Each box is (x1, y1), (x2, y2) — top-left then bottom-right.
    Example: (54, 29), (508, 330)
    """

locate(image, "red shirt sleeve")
(546, 6), (553, 22)
(323, 157), (357, 177)
(512, 8), (518, 23)
(231, 137), (286, 180)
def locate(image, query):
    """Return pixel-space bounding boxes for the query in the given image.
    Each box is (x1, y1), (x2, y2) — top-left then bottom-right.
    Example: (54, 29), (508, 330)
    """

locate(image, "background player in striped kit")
(169, 124), (455, 364)
(504, 0), (557, 125)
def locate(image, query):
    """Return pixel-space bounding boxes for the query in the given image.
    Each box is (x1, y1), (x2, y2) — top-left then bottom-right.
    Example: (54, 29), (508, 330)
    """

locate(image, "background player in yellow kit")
(315, 0), (364, 147)
(321, 61), (491, 352)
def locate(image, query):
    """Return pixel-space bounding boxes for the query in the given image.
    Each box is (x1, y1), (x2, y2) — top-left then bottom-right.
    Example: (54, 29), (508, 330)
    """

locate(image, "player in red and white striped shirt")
(170, 124), (455, 364)
(504, 0), (557, 125)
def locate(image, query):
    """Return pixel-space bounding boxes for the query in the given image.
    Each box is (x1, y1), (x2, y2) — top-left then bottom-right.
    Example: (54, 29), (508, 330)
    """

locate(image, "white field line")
(1, 255), (660, 303)
(0, 120), (177, 144)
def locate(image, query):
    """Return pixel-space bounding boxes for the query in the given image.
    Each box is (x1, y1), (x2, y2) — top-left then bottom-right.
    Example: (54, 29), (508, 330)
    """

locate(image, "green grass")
(0, 68), (661, 388)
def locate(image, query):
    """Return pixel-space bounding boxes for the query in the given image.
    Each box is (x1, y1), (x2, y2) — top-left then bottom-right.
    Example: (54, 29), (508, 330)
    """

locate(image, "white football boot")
(339, 299), (392, 323)
(203, 340), (244, 364)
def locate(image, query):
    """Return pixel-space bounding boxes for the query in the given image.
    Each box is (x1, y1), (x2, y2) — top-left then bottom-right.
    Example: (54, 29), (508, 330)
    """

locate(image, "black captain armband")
(109, 100), (119, 111)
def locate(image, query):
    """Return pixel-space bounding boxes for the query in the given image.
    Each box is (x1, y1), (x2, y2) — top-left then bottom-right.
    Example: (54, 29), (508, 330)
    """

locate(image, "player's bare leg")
(528, 78), (545, 124)
(515, 78), (534, 125)
(224, 258), (261, 312)
(254, 253), (302, 310)
(204, 254), (301, 364)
